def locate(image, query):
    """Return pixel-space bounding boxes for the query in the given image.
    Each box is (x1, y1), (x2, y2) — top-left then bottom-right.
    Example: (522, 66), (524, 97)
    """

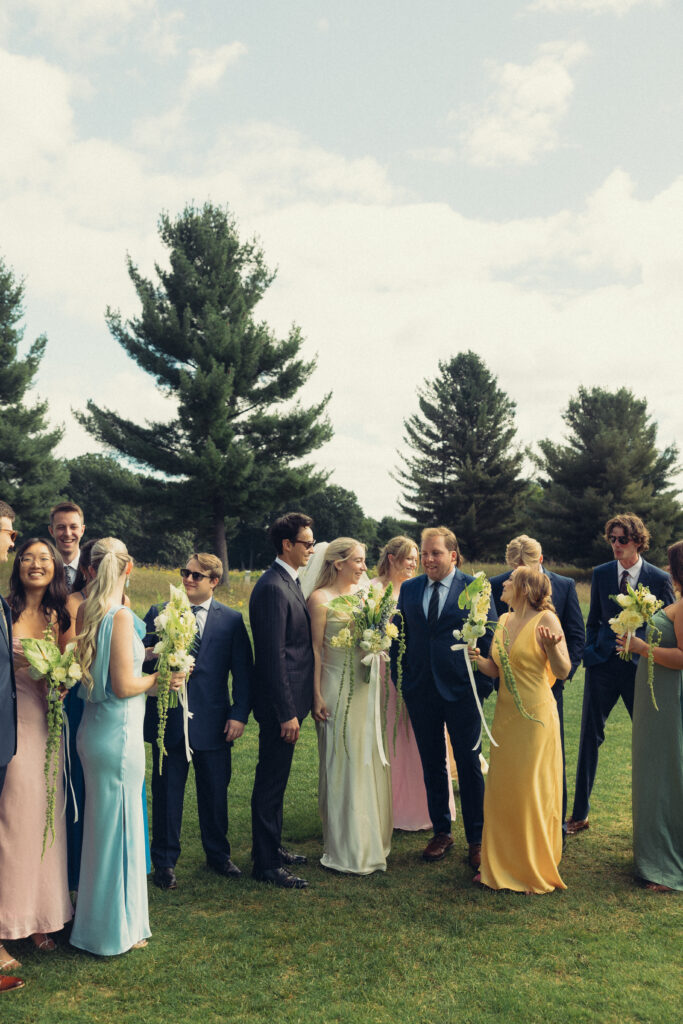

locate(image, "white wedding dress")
(316, 606), (393, 874)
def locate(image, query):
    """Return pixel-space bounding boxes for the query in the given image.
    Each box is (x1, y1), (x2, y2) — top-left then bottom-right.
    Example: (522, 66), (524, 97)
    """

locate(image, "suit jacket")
(0, 595), (17, 768)
(490, 568), (585, 682)
(143, 598), (253, 751)
(396, 570), (497, 702)
(249, 561), (314, 725)
(583, 559), (675, 668)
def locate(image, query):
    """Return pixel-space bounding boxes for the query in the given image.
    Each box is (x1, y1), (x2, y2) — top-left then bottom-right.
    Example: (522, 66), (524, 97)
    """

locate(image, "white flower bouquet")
(609, 581), (664, 708)
(153, 584), (197, 769)
(22, 629), (82, 855)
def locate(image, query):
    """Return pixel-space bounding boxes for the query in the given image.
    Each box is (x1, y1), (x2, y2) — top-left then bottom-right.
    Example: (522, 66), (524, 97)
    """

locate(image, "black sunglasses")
(180, 568), (212, 581)
(293, 539), (316, 551)
(608, 534), (630, 545)
(0, 528), (17, 542)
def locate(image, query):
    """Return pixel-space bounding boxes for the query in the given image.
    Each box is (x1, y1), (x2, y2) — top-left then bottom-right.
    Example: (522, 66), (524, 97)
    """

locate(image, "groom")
(249, 512), (315, 889)
(395, 526), (497, 871)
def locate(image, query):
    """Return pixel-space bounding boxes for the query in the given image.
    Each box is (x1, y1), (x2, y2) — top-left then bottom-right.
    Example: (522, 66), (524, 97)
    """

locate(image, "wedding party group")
(0, 499), (681, 995)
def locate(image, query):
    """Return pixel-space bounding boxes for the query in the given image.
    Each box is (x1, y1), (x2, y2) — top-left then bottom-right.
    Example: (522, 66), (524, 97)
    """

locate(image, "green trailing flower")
(21, 627), (82, 855)
(645, 621), (663, 711)
(153, 584), (197, 771)
(495, 627), (542, 727)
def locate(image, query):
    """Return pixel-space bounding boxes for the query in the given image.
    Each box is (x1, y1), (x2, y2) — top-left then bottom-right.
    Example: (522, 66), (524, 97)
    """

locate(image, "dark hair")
(667, 540), (683, 592)
(72, 538), (99, 594)
(604, 513), (650, 553)
(49, 501), (84, 525)
(8, 538), (71, 633)
(268, 512), (314, 554)
(0, 500), (16, 520)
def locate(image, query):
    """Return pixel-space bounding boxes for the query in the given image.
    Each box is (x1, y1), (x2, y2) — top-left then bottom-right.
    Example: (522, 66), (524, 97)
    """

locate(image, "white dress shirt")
(422, 568), (456, 619)
(190, 596), (213, 639)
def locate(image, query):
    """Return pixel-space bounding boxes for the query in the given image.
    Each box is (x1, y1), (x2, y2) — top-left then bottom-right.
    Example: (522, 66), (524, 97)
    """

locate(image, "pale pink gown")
(0, 642), (72, 939)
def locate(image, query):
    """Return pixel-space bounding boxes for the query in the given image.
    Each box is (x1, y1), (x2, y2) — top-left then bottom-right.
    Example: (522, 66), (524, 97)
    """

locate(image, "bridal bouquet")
(328, 582), (404, 760)
(153, 584), (197, 769)
(609, 582), (664, 709)
(21, 628), (82, 855)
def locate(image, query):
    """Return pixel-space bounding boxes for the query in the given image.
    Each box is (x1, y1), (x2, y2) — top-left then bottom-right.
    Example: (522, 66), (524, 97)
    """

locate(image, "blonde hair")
(505, 534), (542, 569)
(77, 538), (131, 692)
(376, 536), (418, 580)
(313, 537), (364, 591)
(510, 566), (555, 613)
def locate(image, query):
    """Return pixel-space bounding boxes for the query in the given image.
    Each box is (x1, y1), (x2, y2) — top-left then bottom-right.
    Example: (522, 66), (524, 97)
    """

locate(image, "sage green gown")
(632, 610), (683, 890)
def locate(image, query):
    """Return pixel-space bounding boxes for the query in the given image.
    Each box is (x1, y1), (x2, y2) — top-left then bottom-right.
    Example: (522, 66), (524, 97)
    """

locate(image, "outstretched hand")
(537, 625), (562, 649)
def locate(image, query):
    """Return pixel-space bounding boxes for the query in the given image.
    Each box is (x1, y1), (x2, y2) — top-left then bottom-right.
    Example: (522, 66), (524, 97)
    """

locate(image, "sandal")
(644, 881), (674, 893)
(31, 933), (56, 951)
(0, 944), (22, 973)
(131, 939), (148, 950)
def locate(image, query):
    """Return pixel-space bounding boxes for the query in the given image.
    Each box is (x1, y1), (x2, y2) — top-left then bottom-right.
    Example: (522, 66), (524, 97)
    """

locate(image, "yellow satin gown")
(480, 611), (566, 894)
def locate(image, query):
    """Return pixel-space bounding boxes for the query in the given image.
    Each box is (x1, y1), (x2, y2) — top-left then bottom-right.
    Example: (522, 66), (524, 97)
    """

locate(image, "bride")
(303, 538), (392, 874)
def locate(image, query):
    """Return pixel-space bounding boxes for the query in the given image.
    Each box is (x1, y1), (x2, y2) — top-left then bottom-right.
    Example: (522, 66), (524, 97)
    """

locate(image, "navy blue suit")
(249, 562), (314, 871)
(571, 558), (674, 822)
(490, 567), (585, 828)
(143, 598), (253, 870)
(0, 595), (17, 796)
(395, 570), (497, 845)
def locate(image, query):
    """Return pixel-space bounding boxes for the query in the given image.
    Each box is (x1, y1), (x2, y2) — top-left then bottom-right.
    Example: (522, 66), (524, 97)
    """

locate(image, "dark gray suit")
(0, 595), (17, 796)
(249, 562), (314, 871)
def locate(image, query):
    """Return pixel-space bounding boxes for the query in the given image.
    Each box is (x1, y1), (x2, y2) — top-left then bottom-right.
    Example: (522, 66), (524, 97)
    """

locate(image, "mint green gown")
(632, 610), (683, 890)
(70, 607), (151, 954)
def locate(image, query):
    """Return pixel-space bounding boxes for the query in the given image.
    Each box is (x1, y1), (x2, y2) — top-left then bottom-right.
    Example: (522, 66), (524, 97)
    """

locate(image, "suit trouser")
(404, 677), (485, 845)
(552, 680), (568, 831)
(251, 714), (297, 871)
(150, 740), (232, 868)
(571, 656), (635, 822)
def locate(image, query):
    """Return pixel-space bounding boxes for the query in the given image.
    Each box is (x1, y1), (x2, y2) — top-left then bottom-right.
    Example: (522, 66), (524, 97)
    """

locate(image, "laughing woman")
(0, 539), (76, 971)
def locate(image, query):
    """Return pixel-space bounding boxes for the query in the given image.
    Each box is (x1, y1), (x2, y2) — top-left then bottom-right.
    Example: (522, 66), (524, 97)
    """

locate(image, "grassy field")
(1, 563), (679, 1024)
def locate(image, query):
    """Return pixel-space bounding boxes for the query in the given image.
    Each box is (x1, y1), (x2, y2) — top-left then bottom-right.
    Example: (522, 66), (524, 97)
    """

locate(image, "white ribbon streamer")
(178, 683), (194, 763)
(360, 651), (389, 767)
(61, 710), (79, 823)
(451, 644), (498, 750)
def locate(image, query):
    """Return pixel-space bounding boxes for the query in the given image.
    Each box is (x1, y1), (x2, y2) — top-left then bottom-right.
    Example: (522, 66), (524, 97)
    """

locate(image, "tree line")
(1, 203), (680, 570)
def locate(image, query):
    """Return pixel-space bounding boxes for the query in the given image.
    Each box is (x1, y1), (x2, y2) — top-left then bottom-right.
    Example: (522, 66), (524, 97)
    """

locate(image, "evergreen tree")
(534, 386), (681, 566)
(0, 256), (67, 533)
(394, 351), (528, 560)
(77, 203), (332, 573)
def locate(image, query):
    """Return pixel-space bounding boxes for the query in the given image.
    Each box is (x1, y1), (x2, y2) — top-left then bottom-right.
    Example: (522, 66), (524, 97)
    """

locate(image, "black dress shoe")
(252, 866), (309, 889)
(207, 858), (242, 879)
(278, 846), (307, 866)
(152, 866), (177, 890)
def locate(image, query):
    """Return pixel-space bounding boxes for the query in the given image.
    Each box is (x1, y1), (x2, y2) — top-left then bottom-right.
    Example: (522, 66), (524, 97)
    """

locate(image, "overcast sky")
(1, 0), (681, 520)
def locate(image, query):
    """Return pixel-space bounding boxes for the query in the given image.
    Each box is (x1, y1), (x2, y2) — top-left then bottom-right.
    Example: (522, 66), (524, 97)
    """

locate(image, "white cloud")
(459, 40), (589, 167)
(185, 42), (248, 95)
(527, 0), (664, 13)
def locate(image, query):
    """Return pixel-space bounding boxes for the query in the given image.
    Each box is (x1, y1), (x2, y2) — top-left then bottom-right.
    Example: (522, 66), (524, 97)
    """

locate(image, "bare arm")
(469, 648), (499, 679)
(59, 594), (82, 650)
(109, 608), (184, 699)
(537, 612), (571, 680)
(308, 590), (330, 723)
(618, 603), (683, 669)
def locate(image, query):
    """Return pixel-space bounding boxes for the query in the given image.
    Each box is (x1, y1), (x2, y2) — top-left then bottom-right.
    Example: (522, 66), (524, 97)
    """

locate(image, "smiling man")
(143, 553), (253, 889)
(395, 526), (497, 872)
(48, 502), (85, 592)
(567, 513), (674, 835)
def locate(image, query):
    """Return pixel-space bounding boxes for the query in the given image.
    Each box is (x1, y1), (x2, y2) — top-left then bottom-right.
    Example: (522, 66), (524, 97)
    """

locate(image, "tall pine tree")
(77, 204), (332, 572)
(394, 351), (528, 559)
(534, 386), (681, 565)
(0, 256), (67, 533)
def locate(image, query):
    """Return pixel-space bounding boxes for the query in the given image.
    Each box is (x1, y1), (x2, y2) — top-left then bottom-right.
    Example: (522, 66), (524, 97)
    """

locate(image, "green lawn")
(1, 566), (680, 1023)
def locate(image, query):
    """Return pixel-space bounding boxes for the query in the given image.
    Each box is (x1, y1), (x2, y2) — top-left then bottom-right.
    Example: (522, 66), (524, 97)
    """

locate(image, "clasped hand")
(169, 671), (186, 692)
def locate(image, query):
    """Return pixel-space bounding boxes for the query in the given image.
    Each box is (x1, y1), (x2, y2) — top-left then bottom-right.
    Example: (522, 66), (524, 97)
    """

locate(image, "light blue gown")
(70, 607), (151, 955)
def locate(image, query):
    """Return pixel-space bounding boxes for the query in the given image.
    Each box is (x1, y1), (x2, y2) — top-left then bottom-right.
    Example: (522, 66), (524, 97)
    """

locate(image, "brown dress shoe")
(422, 833), (454, 861)
(0, 975), (25, 992)
(565, 817), (589, 835)
(468, 843), (482, 870)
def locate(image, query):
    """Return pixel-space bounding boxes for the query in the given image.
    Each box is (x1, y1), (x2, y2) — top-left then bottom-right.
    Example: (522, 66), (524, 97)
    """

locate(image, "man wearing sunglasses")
(142, 553), (253, 890)
(249, 512), (315, 888)
(567, 513), (674, 835)
(0, 499), (25, 991)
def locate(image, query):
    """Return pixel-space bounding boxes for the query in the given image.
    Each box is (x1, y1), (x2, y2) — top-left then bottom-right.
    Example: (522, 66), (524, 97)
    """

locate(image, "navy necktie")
(428, 581), (441, 631)
(191, 605), (203, 655)
(619, 571), (629, 595)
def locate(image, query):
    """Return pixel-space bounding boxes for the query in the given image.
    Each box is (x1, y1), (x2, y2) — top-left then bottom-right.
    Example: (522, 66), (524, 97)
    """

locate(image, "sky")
(1, 0), (682, 520)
